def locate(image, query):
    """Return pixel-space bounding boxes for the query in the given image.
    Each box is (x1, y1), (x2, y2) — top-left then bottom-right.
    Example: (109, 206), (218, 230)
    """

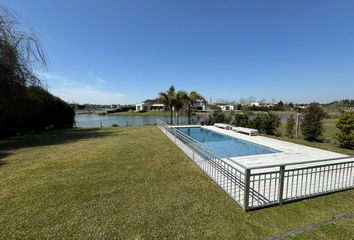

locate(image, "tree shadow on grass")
(0, 128), (118, 153)
(0, 152), (11, 168)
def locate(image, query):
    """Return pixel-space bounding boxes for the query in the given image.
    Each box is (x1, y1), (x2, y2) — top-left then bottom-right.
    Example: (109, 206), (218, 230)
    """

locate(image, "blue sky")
(3, 0), (354, 104)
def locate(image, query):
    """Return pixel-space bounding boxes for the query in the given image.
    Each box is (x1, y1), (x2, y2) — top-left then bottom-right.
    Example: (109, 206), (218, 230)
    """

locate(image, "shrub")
(207, 109), (230, 125)
(251, 114), (263, 131)
(0, 87), (75, 137)
(301, 102), (325, 141)
(233, 114), (251, 127)
(107, 105), (135, 113)
(336, 112), (354, 149)
(260, 112), (281, 135)
(239, 112), (280, 135)
(286, 115), (296, 138)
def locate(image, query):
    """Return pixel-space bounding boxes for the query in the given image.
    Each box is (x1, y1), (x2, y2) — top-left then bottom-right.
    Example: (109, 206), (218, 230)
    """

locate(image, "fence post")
(295, 113), (300, 138)
(278, 165), (285, 205)
(174, 128), (177, 143)
(192, 142), (195, 161)
(244, 169), (250, 211)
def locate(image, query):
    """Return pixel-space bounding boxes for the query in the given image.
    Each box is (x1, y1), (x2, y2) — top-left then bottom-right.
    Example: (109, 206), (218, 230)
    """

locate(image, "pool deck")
(198, 126), (353, 172)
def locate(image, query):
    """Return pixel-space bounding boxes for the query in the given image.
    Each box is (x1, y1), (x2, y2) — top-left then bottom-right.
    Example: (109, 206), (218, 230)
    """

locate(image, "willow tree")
(159, 86), (176, 124)
(0, 6), (47, 136)
(0, 7), (46, 91)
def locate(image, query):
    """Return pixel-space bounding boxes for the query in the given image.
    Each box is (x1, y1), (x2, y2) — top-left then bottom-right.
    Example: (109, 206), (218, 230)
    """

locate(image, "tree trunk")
(188, 105), (191, 125)
(170, 105), (173, 125)
(177, 110), (180, 125)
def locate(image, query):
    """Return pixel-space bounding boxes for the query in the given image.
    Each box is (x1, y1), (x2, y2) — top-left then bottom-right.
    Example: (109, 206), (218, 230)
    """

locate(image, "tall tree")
(0, 7), (46, 91)
(1, 6), (46, 136)
(176, 90), (204, 124)
(0, 6), (75, 137)
(285, 115), (296, 138)
(336, 111), (354, 149)
(174, 90), (186, 125)
(159, 86), (176, 124)
(188, 91), (204, 124)
(301, 103), (325, 141)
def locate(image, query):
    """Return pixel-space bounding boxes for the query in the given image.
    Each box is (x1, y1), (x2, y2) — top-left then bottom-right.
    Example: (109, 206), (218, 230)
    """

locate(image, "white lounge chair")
(214, 123), (233, 130)
(232, 127), (259, 136)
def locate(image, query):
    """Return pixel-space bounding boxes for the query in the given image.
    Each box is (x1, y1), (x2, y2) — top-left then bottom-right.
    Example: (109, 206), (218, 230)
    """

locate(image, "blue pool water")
(177, 127), (279, 158)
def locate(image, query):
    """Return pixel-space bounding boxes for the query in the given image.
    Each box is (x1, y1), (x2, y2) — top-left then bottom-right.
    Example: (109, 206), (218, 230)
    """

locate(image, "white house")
(193, 99), (208, 111)
(150, 103), (165, 111)
(218, 104), (236, 111)
(135, 102), (148, 112)
(250, 101), (260, 107)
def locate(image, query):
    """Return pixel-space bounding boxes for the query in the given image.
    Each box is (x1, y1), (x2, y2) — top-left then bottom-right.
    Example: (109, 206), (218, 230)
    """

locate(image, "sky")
(2, 0), (354, 104)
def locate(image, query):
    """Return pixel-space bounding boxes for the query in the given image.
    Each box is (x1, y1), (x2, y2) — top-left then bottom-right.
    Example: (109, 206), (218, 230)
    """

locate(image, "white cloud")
(97, 78), (106, 83)
(38, 72), (66, 81)
(38, 72), (83, 87)
(52, 86), (125, 104)
(38, 72), (126, 104)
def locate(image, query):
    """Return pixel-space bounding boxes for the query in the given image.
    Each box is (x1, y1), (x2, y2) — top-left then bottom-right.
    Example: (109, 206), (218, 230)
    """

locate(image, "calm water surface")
(75, 114), (202, 128)
(178, 127), (279, 157)
(75, 113), (292, 128)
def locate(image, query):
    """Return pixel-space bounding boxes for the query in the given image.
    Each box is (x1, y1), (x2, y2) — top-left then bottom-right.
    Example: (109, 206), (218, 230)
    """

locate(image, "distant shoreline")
(75, 110), (301, 117)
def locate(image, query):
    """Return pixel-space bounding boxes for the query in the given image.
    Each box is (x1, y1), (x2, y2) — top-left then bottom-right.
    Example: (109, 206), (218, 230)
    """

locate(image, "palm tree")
(177, 90), (205, 124)
(159, 86), (176, 124)
(175, 90), (188, 125)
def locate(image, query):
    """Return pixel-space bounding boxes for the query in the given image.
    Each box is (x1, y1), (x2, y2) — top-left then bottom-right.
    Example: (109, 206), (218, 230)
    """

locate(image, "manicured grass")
(1, 126), (354, 239)
(270, 118), (354, 155)
(289, 218), (354, 240)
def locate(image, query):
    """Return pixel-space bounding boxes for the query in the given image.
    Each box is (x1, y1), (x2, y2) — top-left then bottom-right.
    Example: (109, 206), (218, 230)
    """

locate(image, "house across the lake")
(218, 104), (236, 111)
(136, 102), (165, 111)
(150, 103), (165, 111)
(193, 99), (208, 111)
(135, 102), (148, 112)
(136, 99), (207, 112)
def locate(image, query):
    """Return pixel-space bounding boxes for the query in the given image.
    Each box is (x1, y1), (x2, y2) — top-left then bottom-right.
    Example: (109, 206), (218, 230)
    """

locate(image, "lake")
(75, 113), (293, 128)
(75, 114), (203, 128)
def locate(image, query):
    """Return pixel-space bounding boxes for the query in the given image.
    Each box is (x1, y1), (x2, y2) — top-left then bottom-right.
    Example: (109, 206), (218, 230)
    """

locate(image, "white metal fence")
(157, 119), (354, 210)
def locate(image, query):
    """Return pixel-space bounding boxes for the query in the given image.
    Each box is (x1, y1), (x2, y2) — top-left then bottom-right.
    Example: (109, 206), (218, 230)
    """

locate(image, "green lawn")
(1, 126), (354, 239)
(289, 218), (354, 240)
(270, 118), (354, 155)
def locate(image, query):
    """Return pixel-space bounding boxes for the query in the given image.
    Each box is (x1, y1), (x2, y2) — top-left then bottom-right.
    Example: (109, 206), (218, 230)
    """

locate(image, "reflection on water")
(75, 114), (202, 128)
(75, 113), (291, 128)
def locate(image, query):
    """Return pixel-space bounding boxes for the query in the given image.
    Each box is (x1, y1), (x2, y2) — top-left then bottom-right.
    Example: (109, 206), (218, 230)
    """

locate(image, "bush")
(260, 112), (281, 135)
(251, 114), (263, 131)
(336, 112), (354, 149)
(107, 105), (135, 113)
(207, 109), (230, 125)
(301, 102), (325, 141)
(0, 87), (75, 137)
(286, 115), (296, 138)
(233, 114), (251, 127)
(231, 112), (280, 135)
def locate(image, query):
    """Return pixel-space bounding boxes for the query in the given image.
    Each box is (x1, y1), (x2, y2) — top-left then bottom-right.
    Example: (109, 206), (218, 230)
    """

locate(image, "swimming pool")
(177, 127), (279, 158)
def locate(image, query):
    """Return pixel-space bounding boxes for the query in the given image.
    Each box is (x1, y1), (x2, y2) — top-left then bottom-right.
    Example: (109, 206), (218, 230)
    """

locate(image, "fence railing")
(157, 119), (354, 210)
(247, 160), (354, 209)
(157, 119), (248, 208)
